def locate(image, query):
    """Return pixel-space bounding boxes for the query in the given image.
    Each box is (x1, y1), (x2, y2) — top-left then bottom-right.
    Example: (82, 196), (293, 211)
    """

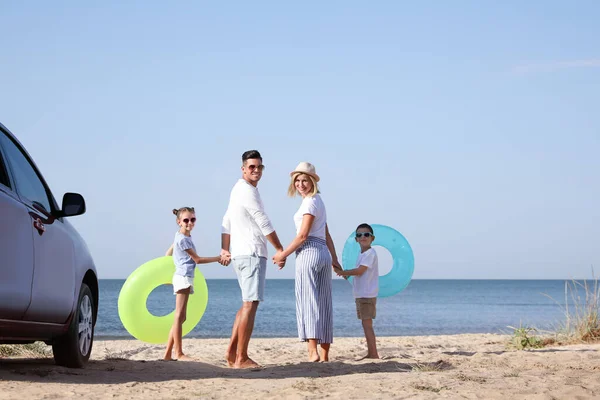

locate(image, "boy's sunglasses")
(182, 218), (196, 224)
(355, 232), (373, 238)
(247, 164), (265, 171)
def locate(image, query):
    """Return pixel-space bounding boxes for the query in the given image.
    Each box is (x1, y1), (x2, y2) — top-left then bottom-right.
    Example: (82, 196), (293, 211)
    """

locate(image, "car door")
(0, 138), (34, 321)
(0, 131), (76, 324)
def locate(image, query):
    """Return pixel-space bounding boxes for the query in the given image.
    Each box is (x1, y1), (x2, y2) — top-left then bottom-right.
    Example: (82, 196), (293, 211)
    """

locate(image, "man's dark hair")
(355, 223), (374, 234)
(242, 150), (262, 163)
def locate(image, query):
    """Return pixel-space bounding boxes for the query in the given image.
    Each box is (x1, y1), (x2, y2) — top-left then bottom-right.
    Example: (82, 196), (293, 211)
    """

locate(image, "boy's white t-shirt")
(352, 247), (379, 298)
(293, 194), (327, 240)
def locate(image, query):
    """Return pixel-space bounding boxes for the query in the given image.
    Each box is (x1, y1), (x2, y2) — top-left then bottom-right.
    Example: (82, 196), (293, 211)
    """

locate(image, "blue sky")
(1, 1), (598, 279)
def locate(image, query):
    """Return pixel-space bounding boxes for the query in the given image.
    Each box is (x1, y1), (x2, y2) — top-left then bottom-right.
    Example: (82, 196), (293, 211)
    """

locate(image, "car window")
(0, 132), (52, 213)
(0, 149), (10, 188)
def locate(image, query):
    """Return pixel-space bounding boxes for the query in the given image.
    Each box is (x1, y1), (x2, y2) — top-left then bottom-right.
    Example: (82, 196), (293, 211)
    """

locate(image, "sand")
(1, 334), (599, 399)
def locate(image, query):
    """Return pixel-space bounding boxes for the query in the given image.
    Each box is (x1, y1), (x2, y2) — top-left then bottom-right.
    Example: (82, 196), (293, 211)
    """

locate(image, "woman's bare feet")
(320, 345), (330, 362)
(308, 350), (320, 362)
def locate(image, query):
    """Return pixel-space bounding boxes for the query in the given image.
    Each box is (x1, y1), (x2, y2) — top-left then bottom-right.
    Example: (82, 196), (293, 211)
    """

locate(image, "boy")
(334, 223), (379, 359)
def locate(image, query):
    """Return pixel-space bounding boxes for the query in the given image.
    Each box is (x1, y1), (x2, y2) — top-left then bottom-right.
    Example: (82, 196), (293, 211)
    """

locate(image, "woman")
(273, 162), (342, 362)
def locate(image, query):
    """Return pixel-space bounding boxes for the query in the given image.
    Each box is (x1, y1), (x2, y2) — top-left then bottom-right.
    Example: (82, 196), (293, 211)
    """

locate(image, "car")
(0, 122), (98, 368)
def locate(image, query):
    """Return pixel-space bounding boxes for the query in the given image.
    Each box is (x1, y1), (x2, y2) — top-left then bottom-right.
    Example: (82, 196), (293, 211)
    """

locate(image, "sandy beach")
(1, 334), (599, 399)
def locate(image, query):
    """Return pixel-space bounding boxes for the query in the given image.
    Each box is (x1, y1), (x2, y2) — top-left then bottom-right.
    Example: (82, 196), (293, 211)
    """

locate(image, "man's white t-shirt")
(353, 247), (379, 298)
(293, 194), (327, 240)
(221, 179), (275, 258)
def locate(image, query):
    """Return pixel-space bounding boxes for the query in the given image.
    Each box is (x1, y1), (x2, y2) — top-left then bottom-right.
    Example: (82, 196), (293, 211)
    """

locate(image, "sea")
(96, 279), (592, 339)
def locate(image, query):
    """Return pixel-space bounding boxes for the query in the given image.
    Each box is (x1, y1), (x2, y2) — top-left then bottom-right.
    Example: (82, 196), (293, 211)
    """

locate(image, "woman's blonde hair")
(287, 172), (319, 197)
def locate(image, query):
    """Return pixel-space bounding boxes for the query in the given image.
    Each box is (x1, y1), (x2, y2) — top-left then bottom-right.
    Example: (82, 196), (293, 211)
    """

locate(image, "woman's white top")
(293, 194), (327, 240)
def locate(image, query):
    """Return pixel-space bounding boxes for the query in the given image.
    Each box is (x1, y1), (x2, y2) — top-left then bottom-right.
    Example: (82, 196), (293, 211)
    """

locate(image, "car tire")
(52, 283), (95, 368)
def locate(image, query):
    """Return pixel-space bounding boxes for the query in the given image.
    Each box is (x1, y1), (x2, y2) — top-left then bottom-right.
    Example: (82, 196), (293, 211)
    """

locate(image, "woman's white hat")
(290, 161), (320, 182)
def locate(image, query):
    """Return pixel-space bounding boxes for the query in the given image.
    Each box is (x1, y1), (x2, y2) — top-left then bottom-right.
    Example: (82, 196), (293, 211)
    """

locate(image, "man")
(221, 150), (285, 369)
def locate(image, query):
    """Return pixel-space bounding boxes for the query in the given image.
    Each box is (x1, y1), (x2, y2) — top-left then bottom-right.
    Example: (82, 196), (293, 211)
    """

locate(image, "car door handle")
(33, 217), (46, 235)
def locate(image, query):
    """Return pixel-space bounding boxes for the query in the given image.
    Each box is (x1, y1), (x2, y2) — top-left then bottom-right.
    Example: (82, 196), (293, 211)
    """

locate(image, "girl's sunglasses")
(182, 218), (197, 224)
(355, 232), (373, 238)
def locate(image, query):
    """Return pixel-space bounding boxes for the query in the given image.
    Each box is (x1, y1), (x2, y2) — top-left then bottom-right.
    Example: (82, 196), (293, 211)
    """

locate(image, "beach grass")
(544, 272), (600, 344)
(0, 342), (50, 358)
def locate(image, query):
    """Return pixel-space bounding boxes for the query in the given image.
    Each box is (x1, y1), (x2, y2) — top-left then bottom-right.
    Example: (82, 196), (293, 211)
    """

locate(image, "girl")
(164, 207), (224, 361)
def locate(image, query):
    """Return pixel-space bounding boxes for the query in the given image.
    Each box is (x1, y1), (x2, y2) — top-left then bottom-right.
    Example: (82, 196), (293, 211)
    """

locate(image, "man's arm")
(221, 210), (232, 266)
(221, 233), (232, 265)
(266, 231), (284, 252)
(245, 187), (279, 250)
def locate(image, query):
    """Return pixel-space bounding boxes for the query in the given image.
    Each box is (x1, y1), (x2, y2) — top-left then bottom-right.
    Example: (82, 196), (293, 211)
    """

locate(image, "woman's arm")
(325, 224), (341, 268)
(275, 213), (315, 260)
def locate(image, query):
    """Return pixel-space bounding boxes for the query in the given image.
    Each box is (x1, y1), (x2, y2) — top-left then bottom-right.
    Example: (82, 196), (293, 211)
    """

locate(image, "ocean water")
(96, 279), (587, 339)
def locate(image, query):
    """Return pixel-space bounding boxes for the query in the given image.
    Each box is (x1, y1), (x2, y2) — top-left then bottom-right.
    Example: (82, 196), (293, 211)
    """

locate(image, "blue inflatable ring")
(341, 224), (414, 298)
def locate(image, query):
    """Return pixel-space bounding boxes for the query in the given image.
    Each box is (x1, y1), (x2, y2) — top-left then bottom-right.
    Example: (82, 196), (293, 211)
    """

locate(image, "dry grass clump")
(0, 342), (50, 358)
(545, 273), (599, 344)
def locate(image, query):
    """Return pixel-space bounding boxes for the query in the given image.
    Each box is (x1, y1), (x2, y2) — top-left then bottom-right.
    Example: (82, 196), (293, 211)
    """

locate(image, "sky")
(1, 1), (598, 280)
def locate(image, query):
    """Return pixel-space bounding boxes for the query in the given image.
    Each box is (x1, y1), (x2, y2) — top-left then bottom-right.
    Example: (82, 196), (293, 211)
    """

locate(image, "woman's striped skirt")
(295, 236), (333, 344)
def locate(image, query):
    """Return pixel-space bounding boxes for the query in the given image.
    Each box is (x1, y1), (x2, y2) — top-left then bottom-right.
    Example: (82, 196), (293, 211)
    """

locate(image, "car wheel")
(52, 283), (95, 368)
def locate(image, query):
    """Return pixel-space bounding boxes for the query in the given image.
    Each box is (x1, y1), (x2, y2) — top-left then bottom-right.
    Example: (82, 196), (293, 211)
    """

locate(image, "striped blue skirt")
(295, 236), (333, 344)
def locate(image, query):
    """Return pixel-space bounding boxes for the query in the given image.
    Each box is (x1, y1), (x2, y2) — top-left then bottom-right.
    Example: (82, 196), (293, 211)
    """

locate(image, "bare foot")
(225, 351), (236, 367)
(234, 357), (261, 369)
(175, 354), (197, 362)
(355, 354), (380, 361)
(308, 350), (320, 362)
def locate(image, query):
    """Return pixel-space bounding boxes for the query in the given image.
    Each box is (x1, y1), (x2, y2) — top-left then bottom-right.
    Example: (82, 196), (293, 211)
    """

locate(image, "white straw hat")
(290, 162), (320, 182)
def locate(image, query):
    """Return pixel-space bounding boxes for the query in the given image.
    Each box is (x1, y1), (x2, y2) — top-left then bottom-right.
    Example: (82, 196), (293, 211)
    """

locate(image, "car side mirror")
(59, 192), (86, 217)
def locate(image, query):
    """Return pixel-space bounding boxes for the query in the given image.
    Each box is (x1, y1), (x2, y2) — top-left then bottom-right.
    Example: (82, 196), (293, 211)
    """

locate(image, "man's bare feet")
(355, 354), (380, 361)
(175, 354), (197, 361)
(234, 357), (261, 369)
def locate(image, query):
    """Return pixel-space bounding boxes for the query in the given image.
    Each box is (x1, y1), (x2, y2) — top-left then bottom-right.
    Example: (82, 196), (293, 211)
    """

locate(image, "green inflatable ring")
(118, 256), (208, 344)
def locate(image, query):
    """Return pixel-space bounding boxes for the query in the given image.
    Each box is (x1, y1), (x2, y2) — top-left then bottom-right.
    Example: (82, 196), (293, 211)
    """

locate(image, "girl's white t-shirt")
(293, 194), (327, 240)
(353, 247), (379, 298)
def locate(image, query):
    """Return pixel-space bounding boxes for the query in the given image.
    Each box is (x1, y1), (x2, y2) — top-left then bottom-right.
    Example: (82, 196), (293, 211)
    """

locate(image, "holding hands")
(220, 249), (232, 266)
(332, 259), (348, 280)
(272, 251), (286, 270)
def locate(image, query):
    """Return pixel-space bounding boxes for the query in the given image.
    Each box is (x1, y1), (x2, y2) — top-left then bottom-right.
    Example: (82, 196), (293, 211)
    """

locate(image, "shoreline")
(2, 334), (599, 399)
(93, 330), (518, 341)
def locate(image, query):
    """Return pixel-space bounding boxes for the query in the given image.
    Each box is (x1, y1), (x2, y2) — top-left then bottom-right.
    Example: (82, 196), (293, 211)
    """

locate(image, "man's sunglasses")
(182, 218), (197, 224)
(355, 232), (373, 238)
(247, 164), (265, 171)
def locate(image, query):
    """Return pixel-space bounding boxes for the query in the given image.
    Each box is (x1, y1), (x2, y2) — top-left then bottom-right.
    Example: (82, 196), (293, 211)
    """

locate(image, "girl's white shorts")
(172, 274), (194, 295)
